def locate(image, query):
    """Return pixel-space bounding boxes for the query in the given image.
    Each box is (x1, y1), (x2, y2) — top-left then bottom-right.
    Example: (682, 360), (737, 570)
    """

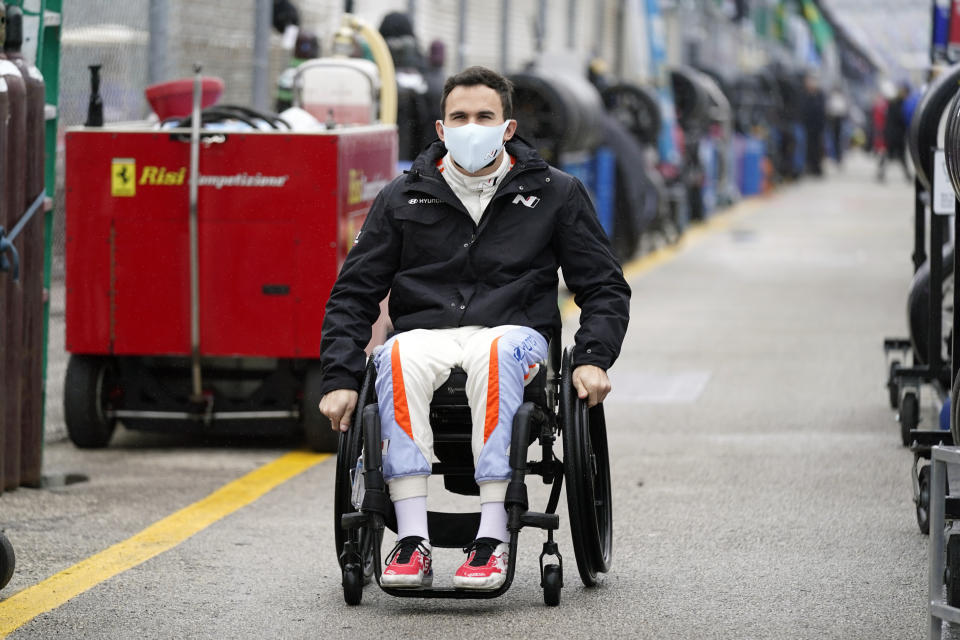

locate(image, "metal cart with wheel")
(63, 84), (397, 452)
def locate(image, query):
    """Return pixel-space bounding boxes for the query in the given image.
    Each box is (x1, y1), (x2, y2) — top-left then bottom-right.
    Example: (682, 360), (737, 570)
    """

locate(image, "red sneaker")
(453, 537), (509, 590)
(381, 536), (433, 588)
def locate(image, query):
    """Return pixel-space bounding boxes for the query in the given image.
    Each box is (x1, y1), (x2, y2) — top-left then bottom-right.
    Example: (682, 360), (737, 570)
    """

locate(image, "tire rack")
(926, 60), (960, 639)
(882, 66), (960, 541)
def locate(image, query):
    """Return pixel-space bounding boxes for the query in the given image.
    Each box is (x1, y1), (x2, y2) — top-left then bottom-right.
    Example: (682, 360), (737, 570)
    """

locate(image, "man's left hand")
(572, 365), (611, 408)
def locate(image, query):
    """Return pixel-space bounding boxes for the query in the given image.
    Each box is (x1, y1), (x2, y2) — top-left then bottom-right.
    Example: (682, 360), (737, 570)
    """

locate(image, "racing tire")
(918, 464), (932, 536)
(948, 533), (960, 607)
(900, 392), (919, 447)
(887, 360), (900, 410)
(907, 245), (954, 370)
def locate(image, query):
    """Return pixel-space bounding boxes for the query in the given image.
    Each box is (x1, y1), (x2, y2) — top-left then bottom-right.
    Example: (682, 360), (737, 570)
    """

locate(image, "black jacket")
(318, 136), (631, 395)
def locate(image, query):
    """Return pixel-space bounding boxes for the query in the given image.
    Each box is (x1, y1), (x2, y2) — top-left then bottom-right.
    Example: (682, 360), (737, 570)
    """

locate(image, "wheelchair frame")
(333, 346), (612, 606)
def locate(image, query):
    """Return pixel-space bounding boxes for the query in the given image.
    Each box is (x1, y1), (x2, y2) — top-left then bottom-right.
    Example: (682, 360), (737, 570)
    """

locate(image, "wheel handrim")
(561, 349), (613, 585)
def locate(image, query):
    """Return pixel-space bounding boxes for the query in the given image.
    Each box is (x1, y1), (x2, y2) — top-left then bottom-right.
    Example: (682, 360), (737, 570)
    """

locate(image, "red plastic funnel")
(145, 77), (225, 120)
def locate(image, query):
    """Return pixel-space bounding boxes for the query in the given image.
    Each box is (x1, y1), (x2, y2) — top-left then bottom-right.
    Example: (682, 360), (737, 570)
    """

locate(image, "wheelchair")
(334, 340), (613, 606)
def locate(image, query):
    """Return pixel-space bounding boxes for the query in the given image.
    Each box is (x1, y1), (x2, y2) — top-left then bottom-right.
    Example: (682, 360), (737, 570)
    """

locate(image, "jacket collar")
(403, 134), (549, 186)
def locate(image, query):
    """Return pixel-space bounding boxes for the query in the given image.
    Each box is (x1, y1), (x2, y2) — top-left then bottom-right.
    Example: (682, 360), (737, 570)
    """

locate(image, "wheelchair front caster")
(542, 563), (562, 606)
(342, 563), (363, 606)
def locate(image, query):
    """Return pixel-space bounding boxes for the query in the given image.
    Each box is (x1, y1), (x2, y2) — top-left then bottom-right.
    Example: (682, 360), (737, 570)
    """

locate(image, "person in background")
(379, 11), (433, 161)
(275, 31), (320, 112)
(869, 89), (887, 158)
(424, 40), (447, 115)
(801, 73), (826, 177)
(878, 82), (911, 183)
(826, 85), (849, 167)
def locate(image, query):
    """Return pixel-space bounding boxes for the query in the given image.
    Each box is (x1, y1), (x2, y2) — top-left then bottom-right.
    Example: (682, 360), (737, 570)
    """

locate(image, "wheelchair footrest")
(520, 511), (559, 531)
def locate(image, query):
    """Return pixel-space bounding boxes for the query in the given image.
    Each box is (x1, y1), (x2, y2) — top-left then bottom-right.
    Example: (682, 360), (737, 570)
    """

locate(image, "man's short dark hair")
(440, 66), (514, 120)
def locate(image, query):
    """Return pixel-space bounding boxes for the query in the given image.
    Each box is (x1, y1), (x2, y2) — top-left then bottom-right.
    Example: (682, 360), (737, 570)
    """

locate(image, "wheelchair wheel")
(334, 359), (378, 581)
(560, 349), (614, 587)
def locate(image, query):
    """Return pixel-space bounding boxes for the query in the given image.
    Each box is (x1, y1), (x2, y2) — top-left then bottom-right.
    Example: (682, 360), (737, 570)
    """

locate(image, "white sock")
(393, 496), (430, 542)
(475, 501), (509, 542)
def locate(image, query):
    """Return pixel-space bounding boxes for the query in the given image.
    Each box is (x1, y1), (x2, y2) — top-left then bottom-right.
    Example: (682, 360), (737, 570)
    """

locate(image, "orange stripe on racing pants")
(374, 326), (547, 498)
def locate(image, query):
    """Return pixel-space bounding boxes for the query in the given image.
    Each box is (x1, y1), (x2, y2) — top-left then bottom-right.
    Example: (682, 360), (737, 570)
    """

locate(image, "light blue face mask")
(441, 121), (512, 173)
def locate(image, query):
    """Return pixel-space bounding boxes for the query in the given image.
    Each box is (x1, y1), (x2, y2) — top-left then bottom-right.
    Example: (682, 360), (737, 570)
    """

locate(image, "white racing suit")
(374, 325), (548, 504)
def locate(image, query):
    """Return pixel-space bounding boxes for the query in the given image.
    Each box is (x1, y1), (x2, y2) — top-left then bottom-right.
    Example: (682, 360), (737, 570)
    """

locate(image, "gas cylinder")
(5, 3), (45, 487)
(0, 3), (26, 491)
(0, 67), (7, 495)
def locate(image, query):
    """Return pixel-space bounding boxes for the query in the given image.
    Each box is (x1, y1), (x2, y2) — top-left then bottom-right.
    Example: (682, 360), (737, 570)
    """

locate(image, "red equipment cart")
(63, 124), (397, 451)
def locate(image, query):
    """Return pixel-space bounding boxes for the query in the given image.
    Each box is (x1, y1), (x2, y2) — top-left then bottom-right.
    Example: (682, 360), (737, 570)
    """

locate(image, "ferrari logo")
(111, 158), (136, 197)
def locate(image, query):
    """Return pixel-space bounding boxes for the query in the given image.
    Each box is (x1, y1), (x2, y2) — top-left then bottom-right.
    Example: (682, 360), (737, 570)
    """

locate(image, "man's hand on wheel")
(320, 389), (358, 432)
(572, 365), (611, 408)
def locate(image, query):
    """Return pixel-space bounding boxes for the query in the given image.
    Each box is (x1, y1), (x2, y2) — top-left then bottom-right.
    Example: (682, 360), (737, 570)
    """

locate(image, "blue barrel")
(591, 147), (616, 236)
(740, 136), (765, 196)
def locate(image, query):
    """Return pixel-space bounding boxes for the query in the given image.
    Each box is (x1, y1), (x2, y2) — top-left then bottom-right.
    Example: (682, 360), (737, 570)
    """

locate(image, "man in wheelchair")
(319, 66), (630, 592)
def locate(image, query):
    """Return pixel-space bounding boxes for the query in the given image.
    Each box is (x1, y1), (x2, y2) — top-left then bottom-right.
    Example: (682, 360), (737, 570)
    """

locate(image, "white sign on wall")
(933, 149), (957, 215)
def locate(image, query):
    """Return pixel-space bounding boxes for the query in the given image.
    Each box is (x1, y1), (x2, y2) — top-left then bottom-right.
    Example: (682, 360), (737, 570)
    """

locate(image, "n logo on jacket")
(512, 194), (540, 208)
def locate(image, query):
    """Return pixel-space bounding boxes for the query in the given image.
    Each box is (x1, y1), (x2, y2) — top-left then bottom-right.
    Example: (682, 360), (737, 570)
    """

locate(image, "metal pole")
(538, 0), (547, 53)
(954, 197), (960, 386)
(914, 176), (927, 272)
(567, 0), (576, 49)
(594, 0), (605, 58)
(252, 0), (271, 112)
(189, 64), (203, 400)
(930, 208), (944, 378)
(147, 0), (168, 86)
(458, 0), (467, 70)
(615, 0), (625, 77)
(930, 453), (947, 640)
(501, 0), (510, 72)
(408, 0), (417, 24)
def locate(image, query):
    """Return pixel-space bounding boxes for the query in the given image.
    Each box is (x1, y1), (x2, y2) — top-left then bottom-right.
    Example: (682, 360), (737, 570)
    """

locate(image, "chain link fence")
(53, 1), (151, 281)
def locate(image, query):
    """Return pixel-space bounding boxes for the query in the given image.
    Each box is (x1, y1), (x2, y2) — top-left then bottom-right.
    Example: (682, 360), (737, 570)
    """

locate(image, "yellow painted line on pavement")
(561, 195), (768, 318)
(0, 450), (330, 637)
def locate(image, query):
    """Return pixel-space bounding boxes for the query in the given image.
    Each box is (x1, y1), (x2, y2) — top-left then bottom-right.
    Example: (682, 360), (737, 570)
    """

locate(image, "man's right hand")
(319, 389), (359, 432)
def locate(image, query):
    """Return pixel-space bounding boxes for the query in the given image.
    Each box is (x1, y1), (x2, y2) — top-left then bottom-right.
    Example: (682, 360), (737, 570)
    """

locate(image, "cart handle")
(0, 191), (46, 282)
(0, 228), (19, 281)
